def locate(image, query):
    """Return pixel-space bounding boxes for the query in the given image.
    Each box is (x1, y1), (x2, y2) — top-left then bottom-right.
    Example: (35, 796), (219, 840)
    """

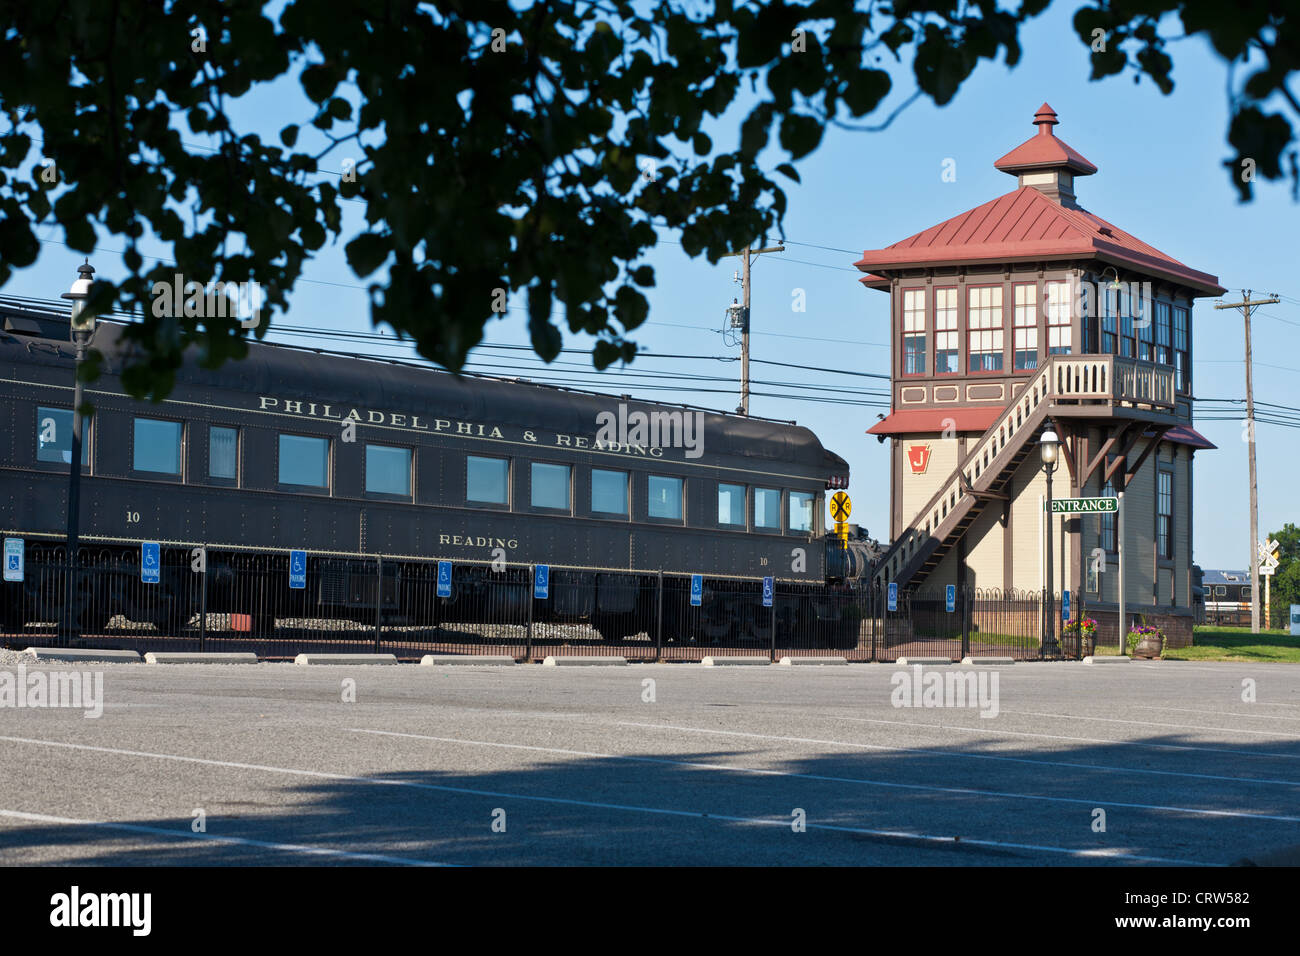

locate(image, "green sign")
(1048, 496), (1118, 515)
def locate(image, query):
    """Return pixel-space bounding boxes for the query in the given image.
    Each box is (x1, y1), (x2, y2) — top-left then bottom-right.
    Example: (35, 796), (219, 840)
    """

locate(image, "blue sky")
(9, 2), (1297, 569)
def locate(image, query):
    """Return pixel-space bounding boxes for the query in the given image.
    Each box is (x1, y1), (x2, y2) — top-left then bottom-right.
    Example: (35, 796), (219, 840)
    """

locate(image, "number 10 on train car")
(690, 574), (703, 607)
(437, 561), (453, 598)
(534, 564), (549, 600)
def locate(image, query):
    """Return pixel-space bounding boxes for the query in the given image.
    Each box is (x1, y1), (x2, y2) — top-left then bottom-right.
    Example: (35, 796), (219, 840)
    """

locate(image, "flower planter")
(1133, 634), (1164, 659)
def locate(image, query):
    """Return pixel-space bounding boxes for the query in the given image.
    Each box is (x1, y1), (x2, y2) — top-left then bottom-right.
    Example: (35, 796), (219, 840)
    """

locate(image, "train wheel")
(594, 613), (633, 644)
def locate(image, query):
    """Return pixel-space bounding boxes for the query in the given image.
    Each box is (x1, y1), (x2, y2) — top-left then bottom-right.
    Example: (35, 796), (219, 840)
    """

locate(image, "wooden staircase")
(873, 355), (1177, 590)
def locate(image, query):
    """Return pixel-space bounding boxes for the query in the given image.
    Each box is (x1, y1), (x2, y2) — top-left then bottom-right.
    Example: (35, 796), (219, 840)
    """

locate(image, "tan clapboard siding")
(1122, 451), (1157, 606)
(898, 435), (959, 529)
(928, 547), (961, 590)
(1174, 446), (1191, 607)
(963, 497), (1004, 590)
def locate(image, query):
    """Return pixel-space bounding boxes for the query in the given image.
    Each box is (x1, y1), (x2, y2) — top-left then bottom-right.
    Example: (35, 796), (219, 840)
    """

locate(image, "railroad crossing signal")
(1259, 539), (1280, 576)
(830, 491), (852, 523)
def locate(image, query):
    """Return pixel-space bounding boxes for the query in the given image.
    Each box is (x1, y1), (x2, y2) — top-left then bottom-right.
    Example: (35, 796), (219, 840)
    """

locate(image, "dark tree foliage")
(0, 1), (1293, 400)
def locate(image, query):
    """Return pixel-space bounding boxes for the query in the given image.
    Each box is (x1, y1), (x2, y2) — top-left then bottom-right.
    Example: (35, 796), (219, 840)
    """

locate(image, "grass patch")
(1161, 627), (1300, 663)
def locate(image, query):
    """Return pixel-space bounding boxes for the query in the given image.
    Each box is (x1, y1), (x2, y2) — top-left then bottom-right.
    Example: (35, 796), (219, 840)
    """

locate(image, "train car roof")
(0, 299), (850, 474)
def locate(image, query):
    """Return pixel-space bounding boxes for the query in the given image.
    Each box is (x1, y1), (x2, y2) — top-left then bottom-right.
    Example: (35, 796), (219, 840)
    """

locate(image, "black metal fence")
(0, 546), (1071, 661)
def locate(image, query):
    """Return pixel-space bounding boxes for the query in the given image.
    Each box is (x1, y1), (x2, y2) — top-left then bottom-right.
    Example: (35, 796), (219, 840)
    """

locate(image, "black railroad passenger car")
(0, 303), (871, 645)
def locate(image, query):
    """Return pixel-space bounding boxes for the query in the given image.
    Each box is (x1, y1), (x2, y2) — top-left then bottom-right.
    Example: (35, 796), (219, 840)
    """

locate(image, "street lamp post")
(1040, 427), (1061, 658)
(59, 261), (96, 644)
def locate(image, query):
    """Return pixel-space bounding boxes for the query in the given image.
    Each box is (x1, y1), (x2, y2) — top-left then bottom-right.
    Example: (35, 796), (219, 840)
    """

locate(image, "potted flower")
(1064, 617), (1098, 656)
(1127, 624), (1165, 659)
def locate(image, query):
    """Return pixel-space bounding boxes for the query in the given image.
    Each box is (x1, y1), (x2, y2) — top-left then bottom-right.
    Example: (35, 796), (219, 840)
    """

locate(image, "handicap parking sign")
(534, 564), (549, 600)
(289, 550), (307, 590)
(1062, 589), (1071, 619)
(690, 574), (703, 607)
(3, 538), (23, 582)
(141, 542), (160, 584)
(887, 581), (898, 612)
(762, 576), (774, 608)
(945, 584), (956, 613)
(437, 560), (452, 598)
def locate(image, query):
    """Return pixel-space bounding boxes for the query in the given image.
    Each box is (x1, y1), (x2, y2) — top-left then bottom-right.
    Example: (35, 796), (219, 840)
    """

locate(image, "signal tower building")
(855, 105), (1222, 645)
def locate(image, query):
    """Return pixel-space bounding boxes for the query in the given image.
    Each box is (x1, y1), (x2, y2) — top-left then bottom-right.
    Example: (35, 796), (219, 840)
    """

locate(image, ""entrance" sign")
(1047, 496), (1118, 515)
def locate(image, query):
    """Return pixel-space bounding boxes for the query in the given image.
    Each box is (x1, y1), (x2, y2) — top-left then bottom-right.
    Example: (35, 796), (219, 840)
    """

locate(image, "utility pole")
(721, 241), (784, 415)
(1215, 290), (1280, 634)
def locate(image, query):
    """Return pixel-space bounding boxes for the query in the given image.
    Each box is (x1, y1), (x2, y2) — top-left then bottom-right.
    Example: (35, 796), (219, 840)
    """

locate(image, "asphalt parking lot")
(1, 659), (1299, 866)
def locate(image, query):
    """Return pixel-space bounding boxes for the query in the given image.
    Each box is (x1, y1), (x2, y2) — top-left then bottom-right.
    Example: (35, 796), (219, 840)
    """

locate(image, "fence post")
(198, 547), (208, 653)
(654, 571), (663, 662)
(769, 580), (777, 663)
(961, 587), (970, 660)
(525, 564), (534, 663)
(373, 555), (382, 653)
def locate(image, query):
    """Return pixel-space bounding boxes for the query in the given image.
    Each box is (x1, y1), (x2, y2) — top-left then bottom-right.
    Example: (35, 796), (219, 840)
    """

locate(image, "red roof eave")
(867, 406), (1005, 436)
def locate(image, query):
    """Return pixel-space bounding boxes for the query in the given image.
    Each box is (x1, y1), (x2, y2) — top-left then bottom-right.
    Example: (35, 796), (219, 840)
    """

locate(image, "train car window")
(591, 468), (628, 515)
(648, 475), (683, 521)
(467, 455), (509, 504)
(133, 418), (183, 475)
(36, 406), (89, 465)
(531, 462), (571, 510)
(754, 488), (780, 530)
(718, 483), (745, 526)
(1242, 587), (1252, 599)
(789, 491), (814, 532)
(1214, 585), (1226, 596)
(278, 434), (330, 488)
(365, 444), (412, 497)
(210, 426), (238, 480)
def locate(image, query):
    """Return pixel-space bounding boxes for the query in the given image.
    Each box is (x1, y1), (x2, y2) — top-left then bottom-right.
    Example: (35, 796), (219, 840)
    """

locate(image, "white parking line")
(825, 716), (1300, 784)
(347, 727), (1300, 822)
(998, 709), (1300, 738)
(1130, 705), (1300, 722)
(0, 734), (1210, 864)
(0, 808), (449, 866)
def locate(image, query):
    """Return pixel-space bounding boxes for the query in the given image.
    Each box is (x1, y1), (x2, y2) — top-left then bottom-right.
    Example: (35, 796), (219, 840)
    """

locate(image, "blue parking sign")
(3, 538), (23, 582)
(289, 550), (307, 590)
(762, 576), (774, 608)
(141, 542), (161, 584)
(690, 574), (703, 607)
(945, 584), (956, 613)
(4, 538), (23, 582)
(887, 581), (898, 612)
(437, 560), (453, 598)
(534, 564), (549, 600)
(1062, 589), (1071, 619)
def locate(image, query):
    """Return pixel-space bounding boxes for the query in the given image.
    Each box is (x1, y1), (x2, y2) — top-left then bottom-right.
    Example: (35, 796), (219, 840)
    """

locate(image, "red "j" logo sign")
(907, 444), (932, 475)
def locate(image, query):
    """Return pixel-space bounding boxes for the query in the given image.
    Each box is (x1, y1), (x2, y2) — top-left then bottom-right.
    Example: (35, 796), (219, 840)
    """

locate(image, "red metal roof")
(1155, 424), (1217, 450)
(854, 185), (1224, 295)
(993, 104), (1098, 176)
(867, 406), (1005, 436)
(854, 106), (1223, 296)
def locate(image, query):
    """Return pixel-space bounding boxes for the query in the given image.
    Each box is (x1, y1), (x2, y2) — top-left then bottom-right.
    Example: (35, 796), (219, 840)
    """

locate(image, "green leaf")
(344, 233), (391, 277)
